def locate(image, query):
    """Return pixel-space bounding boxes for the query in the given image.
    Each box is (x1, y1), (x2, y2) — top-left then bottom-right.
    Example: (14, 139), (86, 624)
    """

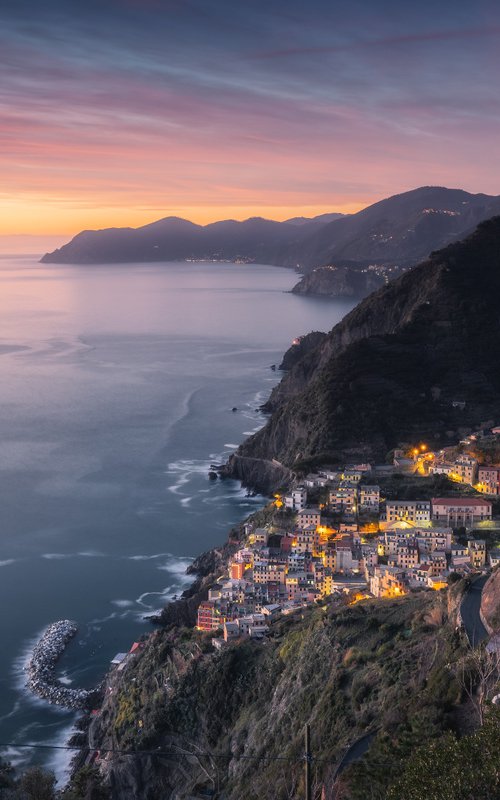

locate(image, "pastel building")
(468, 539), (487, 568)
(197, 601), (225, 632)
(284, 486), (308, 510)
(385, 501), (431, 525)
(477, 467), (500, 495)
(432, 498), (492, 527)
(359, 485), (380, 512)
(296, 508), (321, 529)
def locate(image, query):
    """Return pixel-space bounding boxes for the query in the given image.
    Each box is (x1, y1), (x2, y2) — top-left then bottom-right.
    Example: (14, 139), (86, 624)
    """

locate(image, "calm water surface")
(0, 257), (354, 779)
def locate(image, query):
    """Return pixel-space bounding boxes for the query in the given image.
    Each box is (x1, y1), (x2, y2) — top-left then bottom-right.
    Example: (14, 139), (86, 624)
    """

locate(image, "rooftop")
(432, 497), (492, 506)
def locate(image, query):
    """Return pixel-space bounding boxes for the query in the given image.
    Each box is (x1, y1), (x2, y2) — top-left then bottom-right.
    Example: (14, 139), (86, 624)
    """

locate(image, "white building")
(284, 486), (308, 511)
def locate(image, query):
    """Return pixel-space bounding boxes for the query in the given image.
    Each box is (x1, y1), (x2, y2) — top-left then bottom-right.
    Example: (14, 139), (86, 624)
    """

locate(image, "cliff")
(278, 331), (327, 371)
(481, 568), (500, 633)
(56, 215), (500, 800)
(80, 592), (467, 800)
(291, 265), (387, 298)
(231, 217), (500, 484)
(219, 454), (293, 494)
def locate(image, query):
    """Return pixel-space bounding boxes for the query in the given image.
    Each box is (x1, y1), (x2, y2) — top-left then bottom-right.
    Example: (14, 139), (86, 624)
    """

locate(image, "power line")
(0, 738), (398, 769)
(0, 740), (297, 764)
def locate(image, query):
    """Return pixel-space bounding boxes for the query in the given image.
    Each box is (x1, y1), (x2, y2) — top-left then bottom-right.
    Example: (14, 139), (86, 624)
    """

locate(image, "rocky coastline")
(25, 620), (100, 710)
(290, 264), (386, 298)
(219, 452), (293, 495)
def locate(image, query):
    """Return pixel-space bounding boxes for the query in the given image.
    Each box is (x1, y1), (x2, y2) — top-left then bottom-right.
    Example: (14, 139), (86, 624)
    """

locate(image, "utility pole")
(305, 724), (312, 800)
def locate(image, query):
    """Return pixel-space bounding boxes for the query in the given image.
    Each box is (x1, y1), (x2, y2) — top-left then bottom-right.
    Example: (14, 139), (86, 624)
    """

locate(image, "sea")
(0, 256), (355, 781)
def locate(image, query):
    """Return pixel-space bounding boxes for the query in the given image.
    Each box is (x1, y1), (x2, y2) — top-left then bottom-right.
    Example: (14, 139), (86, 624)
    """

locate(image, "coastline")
(0, 257), (360, 786)
(65, 486), (279, 754)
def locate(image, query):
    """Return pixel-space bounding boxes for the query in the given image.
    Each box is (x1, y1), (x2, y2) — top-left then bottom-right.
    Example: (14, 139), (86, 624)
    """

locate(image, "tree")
(456, 645), (500, 726)
(63, 767), (110, 800)
(16, 767), (56, 800)
(0, 756), (15, 793)
(386, 708), (500, 800)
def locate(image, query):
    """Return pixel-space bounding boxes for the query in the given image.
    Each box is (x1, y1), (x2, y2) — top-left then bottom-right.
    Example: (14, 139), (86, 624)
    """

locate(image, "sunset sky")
(1, 0), (500, 248)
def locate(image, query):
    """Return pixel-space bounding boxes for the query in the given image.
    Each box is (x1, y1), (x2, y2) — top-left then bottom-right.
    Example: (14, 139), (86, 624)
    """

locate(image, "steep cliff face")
(263, 252), (444, 413)
(278, 331), (327, 371)
(481, 568), (500, 633)
(291, 266), (387, 298)
(237, 218), (500, 473)
(220, 454), (292, 494)
(85, 593), (464, 800)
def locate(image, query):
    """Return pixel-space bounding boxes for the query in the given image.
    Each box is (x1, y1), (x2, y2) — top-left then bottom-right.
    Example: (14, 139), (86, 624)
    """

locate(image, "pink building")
(432, 497), (492, 527)
(478, 466), (500, 495)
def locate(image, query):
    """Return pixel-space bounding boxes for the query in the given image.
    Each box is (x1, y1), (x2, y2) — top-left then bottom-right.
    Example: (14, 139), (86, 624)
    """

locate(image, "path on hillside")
(460, 575), (489, 647)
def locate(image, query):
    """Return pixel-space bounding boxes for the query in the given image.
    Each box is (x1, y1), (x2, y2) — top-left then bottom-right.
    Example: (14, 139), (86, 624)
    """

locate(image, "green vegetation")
(87, 591), (486, 799)
(386, 707), (500, 800)
(467, 439), (500, 465)
(63, 766), (110, 800)
(0, 764), (55, 800)
(374, 471), (490, 502)
(0, 761), (109, 800)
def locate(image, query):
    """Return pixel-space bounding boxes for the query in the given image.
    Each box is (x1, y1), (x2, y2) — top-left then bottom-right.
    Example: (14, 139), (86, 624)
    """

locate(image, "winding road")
(460, 575), (489, 647)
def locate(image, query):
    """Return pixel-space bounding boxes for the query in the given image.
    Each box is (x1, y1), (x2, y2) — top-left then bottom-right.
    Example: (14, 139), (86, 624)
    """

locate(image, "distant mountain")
(40, 213), (343, 265)
(224, 216), (500, 489)
(284, 212), (345, 226)
(286, 186), (500, 271)
(41, 187), (500, 268)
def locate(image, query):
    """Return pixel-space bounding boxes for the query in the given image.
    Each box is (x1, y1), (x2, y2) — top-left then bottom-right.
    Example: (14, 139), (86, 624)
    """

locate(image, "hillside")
(39, 214), (342, 265)
(40, 187), (500, 269)
(226, 217), (500, 487)
(287, 186), (500, 271)
(482, 568), (500, 633)
(76, 592), (469, 800)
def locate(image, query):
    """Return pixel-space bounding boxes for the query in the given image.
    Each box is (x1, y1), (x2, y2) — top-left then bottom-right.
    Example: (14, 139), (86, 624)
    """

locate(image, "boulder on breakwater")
(25, 620), (99, 710)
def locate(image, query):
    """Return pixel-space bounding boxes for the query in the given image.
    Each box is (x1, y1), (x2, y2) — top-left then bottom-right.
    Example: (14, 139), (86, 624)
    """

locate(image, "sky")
(1, 0), (500, 248)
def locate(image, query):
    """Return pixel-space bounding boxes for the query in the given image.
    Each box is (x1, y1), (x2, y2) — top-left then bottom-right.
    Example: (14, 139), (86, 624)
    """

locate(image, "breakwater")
(25, 620), (97, 710)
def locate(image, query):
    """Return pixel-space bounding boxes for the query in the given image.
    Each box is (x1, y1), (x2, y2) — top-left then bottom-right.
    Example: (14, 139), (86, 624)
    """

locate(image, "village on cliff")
(196, 427), (500, 643)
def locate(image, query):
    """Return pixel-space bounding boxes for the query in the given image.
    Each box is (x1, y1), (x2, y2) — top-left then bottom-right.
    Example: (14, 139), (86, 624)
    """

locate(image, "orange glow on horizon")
(0, 198), (367, 239)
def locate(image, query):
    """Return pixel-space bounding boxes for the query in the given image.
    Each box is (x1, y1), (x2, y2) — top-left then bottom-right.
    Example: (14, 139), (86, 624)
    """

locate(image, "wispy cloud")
(255, 26), (500, 59)
(1, 0), (500, 233)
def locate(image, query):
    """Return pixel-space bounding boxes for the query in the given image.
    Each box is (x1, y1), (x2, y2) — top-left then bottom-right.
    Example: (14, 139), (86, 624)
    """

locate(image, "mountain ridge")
(41, 186), (500, 268)
(281, 185), (500, 270)
(225, 216), (500, 488)
(40, 212), (342, 265)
